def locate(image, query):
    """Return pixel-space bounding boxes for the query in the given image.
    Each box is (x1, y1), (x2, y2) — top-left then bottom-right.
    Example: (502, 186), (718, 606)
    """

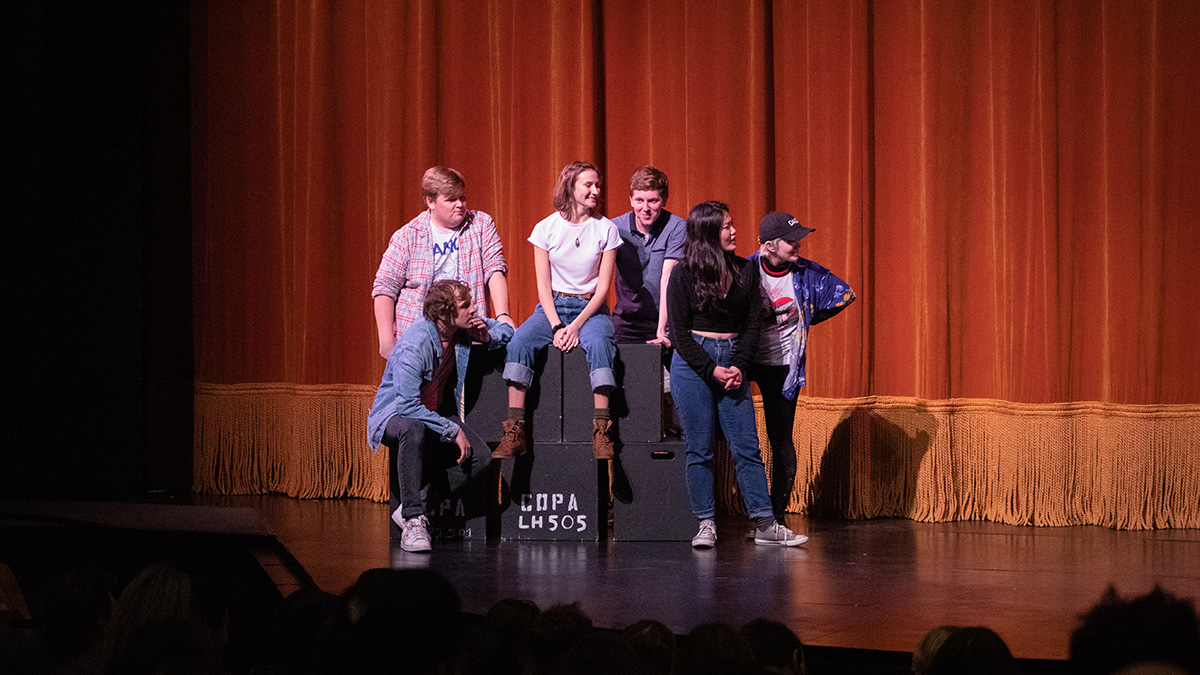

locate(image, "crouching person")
(367, 279), (514, 552)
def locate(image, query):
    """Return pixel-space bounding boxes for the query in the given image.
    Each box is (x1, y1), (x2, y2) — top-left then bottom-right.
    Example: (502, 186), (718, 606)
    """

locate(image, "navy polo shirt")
(611, 209), (686, 343)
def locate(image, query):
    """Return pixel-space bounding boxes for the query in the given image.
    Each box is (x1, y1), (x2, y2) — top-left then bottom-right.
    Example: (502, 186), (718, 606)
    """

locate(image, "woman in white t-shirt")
(493, 161), (623, 460)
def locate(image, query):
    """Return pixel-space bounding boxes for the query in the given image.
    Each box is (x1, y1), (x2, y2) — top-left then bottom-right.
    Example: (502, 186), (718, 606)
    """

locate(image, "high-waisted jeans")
(669, 335), (773, 521)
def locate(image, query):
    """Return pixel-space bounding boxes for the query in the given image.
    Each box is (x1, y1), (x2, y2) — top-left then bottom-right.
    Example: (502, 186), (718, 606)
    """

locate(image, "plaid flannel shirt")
(372, 209), (507, 340)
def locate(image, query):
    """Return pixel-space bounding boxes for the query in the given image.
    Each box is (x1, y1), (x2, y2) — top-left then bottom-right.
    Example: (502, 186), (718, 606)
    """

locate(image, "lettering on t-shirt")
(430, 227), (460, 282)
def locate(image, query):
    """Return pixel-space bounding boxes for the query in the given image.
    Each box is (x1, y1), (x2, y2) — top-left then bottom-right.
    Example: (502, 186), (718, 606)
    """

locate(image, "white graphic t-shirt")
(758, 265), (800, 366)
(430, 225), (461, 283)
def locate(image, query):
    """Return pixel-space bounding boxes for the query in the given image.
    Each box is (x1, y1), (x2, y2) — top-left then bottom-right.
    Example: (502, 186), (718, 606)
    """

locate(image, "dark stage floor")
(191, 493), (1200, 664)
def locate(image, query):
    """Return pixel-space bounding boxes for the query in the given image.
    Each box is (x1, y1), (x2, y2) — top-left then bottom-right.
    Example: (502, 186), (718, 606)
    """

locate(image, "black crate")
(499, 443), (603, 541)
(612, 442), (694, 541)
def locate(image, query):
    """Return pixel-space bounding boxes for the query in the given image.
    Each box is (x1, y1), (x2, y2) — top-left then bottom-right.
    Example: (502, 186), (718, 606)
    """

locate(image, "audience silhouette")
(1070, 586), (1200, 675)
(5, 563), (1199, 675)
(912, 624), (960, 675)
(742, 618), (806, 675)
(926, 626), (1018, 675)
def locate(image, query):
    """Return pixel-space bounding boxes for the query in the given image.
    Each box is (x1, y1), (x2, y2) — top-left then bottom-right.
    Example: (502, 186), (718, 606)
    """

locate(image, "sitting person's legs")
(496, 305), (555, 458)
(576, 309), (618, 458)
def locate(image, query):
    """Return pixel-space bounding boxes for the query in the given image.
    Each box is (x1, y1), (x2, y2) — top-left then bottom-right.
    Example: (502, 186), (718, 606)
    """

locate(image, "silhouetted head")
(1070, 586), (1200, 675)
(927, 626), (1016, 675)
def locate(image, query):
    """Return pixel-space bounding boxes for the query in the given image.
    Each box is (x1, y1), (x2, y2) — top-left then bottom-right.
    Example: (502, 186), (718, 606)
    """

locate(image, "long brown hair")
(552, 161), (599, 220)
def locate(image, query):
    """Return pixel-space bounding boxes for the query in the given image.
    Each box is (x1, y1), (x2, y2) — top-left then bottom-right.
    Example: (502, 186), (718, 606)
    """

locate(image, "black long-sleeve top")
(666, 256), (763, 386)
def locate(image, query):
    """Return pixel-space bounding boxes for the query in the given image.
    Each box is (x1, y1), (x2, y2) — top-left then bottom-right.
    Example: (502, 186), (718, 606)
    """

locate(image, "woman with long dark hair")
(665, 201), (807, 548)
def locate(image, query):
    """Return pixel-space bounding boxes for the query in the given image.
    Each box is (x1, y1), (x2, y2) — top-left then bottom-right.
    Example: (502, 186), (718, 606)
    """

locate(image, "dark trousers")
(382, 415), (491, 520)
(749, 363), (798, 518)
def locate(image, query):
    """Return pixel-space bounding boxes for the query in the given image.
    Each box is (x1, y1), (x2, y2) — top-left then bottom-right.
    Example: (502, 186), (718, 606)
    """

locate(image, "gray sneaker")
(753, 521), (808, 547)
(400, 515), (432, 552)
(691, 519), (717, 549)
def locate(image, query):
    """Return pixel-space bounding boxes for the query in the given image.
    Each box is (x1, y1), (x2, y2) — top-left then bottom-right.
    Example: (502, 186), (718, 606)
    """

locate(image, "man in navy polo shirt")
(612, 166), (686, 345)
(612, 166), (686, 438)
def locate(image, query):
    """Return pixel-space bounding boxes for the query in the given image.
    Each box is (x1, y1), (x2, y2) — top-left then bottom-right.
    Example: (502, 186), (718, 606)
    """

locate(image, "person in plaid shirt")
(372, 167), (513, 358)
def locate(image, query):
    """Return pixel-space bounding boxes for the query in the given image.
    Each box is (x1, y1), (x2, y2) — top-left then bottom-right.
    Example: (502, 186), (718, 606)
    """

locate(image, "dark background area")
(2, 1), (192, 500)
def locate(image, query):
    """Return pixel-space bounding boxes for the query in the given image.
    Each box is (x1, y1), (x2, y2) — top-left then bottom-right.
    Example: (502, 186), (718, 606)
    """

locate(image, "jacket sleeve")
(484, 317), (514, 348)
(809, 265), (856, 326)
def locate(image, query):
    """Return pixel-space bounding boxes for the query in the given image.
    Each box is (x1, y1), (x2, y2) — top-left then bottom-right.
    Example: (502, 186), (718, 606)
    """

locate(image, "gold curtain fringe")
(738, 396), (1200, 530)
(194, 383), (387, 502)
(195, 385), (1200, 529)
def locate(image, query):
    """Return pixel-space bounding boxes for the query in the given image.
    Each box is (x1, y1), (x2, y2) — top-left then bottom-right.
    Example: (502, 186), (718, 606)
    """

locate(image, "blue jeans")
(503, 295), (616, 391)
(669, 336), (773, 521)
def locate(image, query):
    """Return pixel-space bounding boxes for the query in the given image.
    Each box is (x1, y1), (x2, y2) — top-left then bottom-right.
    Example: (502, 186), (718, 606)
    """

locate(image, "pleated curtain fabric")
(191, 0), (1200, 526)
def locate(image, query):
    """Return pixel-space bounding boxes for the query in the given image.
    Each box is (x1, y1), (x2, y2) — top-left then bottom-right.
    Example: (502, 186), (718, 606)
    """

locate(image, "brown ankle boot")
(592, 418), (614, 460)
(493, 419), (527, 459)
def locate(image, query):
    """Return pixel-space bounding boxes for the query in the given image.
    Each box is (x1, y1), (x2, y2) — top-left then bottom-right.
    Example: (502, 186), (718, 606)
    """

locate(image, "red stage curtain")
(192, 0), (1200, 521)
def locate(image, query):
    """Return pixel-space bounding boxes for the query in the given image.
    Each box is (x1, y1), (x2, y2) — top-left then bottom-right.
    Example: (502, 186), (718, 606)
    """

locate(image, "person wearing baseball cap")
(750, 211), (856, 520)
(666, 201), (808, 549)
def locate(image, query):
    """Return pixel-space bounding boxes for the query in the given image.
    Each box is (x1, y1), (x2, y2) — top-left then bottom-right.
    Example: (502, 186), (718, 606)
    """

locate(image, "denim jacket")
(367, 317), (513, 449)
(748, 252), (855, 400)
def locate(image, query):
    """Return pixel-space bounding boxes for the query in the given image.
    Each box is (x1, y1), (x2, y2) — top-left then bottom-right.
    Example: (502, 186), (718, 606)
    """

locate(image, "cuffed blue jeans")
(382, 415), (491, 519)
(503, 295), (616, 391)
(669, 336), (773, 521)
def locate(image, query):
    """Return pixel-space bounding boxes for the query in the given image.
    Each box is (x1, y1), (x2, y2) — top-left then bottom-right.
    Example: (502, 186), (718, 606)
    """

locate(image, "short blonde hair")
(421, 167), (465, 201)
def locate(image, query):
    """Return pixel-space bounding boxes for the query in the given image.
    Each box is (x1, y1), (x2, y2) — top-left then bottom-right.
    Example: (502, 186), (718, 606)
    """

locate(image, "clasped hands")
(712, 365), (743, 390)
(552, 323), (580, 352)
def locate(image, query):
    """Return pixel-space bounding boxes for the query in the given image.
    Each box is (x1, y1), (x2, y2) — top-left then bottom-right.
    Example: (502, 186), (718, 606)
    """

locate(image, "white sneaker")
(753, 521), (808, 547)
(691, 519), (717, 549)
(400, 515), (432, 552)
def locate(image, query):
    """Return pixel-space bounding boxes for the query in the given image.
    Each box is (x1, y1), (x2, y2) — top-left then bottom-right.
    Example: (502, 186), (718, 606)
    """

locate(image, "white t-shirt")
(429, 224), (461, 283)
(758, 266), (800, 366)
(527, 213), (622, 295)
